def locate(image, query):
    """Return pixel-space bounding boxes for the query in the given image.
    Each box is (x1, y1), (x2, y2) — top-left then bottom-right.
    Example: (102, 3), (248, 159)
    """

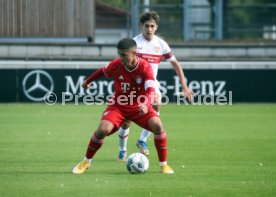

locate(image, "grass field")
(0, 103), (275, 197)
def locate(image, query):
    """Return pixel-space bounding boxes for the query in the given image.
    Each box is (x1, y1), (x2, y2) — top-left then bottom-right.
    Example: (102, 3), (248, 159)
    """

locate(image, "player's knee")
(98, 120), (114, 136)
(121, 120), (131, 129)
(148, 117), (163, 134)
(152, 123), (163, 134)
(100, 127), (112, 136)
(94, 129), (106, 140)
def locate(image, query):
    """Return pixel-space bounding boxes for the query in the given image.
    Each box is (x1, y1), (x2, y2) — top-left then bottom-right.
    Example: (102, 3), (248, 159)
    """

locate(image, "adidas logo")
(119, 75), (124, 80)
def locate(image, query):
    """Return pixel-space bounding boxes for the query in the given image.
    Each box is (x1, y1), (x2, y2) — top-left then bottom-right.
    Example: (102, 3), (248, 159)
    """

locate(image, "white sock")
(139, 128), (152, 142)
(159, 161), (167, 166)
(118, 127), (129, 151)
(84, 157), (92, 163)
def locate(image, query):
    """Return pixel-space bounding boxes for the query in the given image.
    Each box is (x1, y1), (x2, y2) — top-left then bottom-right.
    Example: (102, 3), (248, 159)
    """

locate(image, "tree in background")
(100, 0), (183, 42)
(224, 0), (276, 40)
(99, 0), (128, 10)
(99, 0), (276, 41)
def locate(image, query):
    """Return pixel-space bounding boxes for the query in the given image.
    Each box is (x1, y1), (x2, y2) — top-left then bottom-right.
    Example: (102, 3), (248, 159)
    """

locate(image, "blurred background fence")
(224, 2), (276, 41)
(0, 0), (276, 43)
(131, 0), (276, 42)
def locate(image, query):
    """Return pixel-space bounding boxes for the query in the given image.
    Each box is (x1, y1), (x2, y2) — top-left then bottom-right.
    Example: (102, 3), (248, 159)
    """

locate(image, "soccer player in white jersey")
(117, 11), (193, 160)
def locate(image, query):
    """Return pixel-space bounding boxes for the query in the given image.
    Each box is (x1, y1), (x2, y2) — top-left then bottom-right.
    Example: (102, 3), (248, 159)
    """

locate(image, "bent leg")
(86, 106), (125, 160)
(148, 117), (174, 173)
(72, 120), (114, 174)
(138, 93), (161, 145)
(86, 120), (114, 159)
(147, 116), (167, 163)
(130, 108), (174, 173)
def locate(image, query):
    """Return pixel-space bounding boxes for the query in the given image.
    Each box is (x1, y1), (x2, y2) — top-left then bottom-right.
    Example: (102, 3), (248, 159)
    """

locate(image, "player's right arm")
(82, 68), (105, 89)
(82, 59), (118, 90)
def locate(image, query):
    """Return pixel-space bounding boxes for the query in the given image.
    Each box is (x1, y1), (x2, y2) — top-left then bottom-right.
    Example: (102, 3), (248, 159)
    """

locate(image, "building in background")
(94, 1), (129, 43)
(188, 0), (212, 40)
(0, 0), (95, 43)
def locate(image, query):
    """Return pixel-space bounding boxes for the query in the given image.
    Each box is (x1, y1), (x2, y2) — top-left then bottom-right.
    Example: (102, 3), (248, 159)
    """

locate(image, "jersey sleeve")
(143, 61), (155, 90)
(141, 61), (155, 106)
(161, 39), (176, 62)
(103, 59), (117, 78)
(86, 68), (105, 84)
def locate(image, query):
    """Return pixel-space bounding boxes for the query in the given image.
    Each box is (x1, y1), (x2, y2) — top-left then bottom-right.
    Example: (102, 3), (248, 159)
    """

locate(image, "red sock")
(85, 132), (104, 159)
(154, 131), (167, 162)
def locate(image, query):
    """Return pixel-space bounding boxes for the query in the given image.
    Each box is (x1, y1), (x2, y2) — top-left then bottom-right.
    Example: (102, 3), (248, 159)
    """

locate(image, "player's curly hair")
(140, 11), (159, 25)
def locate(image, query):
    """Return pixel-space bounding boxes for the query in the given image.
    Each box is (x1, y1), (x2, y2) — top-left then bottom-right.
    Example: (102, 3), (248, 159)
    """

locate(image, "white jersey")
(133, 34), (176, 79)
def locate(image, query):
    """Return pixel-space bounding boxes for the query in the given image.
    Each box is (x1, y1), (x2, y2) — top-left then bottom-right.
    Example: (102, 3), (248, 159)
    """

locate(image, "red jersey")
(103, 57), (155, 110)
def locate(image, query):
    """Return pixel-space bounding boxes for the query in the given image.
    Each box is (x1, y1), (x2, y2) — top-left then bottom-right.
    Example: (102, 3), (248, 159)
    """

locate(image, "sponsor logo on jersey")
(137, 53), (162, 64)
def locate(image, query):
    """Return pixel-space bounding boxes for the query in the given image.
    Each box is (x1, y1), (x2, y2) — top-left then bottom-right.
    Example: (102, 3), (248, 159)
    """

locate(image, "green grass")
(0, 104), (276, 197)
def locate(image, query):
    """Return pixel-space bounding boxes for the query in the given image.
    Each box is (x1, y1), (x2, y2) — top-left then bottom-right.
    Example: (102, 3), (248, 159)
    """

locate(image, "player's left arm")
(139, 63), (155, 115)
(170, 59), (193, 102)
(144, 63), (156, 104)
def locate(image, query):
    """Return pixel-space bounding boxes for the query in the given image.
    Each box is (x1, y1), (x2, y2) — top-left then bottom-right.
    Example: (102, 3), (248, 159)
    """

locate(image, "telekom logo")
(121, 82), (130, 93)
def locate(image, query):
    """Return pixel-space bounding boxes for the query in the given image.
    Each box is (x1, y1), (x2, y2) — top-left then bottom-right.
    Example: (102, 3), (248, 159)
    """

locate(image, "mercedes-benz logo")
(22, 70), (54, 101)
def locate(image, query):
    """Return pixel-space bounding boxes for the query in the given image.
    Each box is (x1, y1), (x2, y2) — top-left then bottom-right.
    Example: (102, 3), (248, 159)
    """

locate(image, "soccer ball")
(126, 153), (149, 174)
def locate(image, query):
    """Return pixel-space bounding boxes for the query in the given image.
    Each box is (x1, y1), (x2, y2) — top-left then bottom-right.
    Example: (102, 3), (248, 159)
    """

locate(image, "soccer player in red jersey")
(117, 11), (193, 160)
(72, 38), (174, 174)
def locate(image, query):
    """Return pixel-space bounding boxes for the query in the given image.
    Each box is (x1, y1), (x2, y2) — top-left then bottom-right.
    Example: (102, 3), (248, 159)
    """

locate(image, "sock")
(118, 128), (129, 151)
(84, 157), (92, 163)
(154, 131), (167, 163)
(85, 132), (104, 159)
(139, 128), (152, 142)
(159, 161), (167, 166)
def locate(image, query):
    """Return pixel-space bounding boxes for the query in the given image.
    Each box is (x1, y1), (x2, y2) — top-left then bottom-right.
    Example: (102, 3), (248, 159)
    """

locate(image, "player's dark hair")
(117, 38), (137, 50)
(140, 11), (159, 25)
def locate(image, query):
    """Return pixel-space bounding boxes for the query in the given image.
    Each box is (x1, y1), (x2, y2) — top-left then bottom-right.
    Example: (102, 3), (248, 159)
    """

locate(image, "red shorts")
(101, 104), (159, 135)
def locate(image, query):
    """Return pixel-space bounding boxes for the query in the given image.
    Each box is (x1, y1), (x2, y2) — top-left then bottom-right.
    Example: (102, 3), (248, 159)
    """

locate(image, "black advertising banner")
(0, 69), (276, 103)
